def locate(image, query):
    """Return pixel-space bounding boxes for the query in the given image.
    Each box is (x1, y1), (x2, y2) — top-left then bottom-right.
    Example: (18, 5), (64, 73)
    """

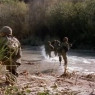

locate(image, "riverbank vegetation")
(0, 0), (95, 49)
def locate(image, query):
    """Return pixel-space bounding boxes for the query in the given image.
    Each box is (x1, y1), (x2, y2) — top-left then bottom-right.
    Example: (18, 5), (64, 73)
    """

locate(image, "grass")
(0, 85), (31, 95)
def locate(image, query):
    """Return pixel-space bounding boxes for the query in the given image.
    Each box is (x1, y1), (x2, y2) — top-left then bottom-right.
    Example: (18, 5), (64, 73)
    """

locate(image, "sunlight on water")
(41, 45), (59, 62)
(41, 45), (95, 74)
(40, 45), (48, 59)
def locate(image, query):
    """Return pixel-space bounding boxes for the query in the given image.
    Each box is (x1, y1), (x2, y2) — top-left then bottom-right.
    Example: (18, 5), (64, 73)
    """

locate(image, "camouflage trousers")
(3, 60), (20, 84)
(58, 50), (67, 74)
(6, 64), (18, 77)
(5, 60), (20, 75)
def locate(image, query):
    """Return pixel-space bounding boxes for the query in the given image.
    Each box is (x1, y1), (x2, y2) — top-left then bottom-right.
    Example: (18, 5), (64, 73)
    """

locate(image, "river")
(19, 46), (95, 75)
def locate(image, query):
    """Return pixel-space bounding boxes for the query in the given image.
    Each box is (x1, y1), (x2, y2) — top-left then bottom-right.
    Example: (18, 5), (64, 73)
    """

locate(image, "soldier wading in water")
(0, 26), (22, 85)
(58, 37), (71, 74)
(47, 37), (71, 74)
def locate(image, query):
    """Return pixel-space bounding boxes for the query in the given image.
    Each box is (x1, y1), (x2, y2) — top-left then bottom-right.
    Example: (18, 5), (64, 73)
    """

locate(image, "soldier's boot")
(5, 69), (17, 85)
(62, 53), (67, 74)
(11, 69), (18, 77)
(5, 76), (10, 85)
(64, 64), (67, 74)
(5, 68), (12, 85)
(5, 72), (14, 85)
(64, 59), (67, 74)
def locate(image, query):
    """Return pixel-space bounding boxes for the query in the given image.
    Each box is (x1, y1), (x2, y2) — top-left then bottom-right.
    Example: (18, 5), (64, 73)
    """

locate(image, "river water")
(21, 46), (95, 74)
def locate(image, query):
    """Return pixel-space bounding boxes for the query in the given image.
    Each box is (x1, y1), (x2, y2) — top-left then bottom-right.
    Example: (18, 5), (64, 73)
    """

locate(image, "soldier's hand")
(70, 44), (72, 47)
(49, 44), (54, 50)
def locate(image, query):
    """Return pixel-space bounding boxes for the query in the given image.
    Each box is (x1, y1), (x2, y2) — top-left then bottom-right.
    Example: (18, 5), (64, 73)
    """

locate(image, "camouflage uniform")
(0, 26), (22, 78)
(45, 38), (71, 74)
(45, 41), (54, 58)
(58, 37), (70, 74)
(51, 40), (60, 56)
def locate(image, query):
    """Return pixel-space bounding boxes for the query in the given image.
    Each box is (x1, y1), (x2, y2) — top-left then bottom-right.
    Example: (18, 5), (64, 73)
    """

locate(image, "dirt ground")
(0, 46), (95, 95)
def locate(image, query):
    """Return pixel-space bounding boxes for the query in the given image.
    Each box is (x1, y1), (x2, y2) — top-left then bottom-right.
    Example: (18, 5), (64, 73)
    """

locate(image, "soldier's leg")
(6, 65), (17, 85)
(62, 51), (67, 74)
(48, 51), (51, 58)
(11, 61), (18, 77)
(58, 53), (62, 65)
(54, 51), (57, 56)
(11, 69), (18, 77)
(59, 56), (62, 65)
(6, 65), (10, 84)
(6, 64), (18, 77)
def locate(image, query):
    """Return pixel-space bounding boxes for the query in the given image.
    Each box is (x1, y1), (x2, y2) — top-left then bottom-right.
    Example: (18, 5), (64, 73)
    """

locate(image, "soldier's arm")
(17, 42), (22, 58)
(15, 38), (22, 59)
(49, 44), (54, 50)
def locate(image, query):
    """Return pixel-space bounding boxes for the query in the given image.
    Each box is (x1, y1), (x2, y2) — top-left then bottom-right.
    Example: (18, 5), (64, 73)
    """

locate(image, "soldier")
(58, 37), (71, 74)
(45, 41), (54, 58)
(51, 40), (59, 56)
(0, 26), (22, 84)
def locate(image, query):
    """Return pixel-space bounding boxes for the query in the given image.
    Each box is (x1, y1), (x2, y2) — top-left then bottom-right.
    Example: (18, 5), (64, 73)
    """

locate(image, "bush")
(0, 0), (95, 48)
(0, 1), (28, 39)
(45, 0), (95, 48)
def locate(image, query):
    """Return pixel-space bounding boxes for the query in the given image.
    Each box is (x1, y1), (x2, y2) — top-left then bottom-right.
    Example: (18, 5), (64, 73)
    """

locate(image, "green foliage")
(0, 0), (95, 48)
(0, 39), (17, 85)
(45, 0), (95, 49)
(0, 0), (19, 3)
(0, 1), (28, 39)
(37, 91), (50, 95)
(0, 46), (7, 61)
(0, 85), (31, 95)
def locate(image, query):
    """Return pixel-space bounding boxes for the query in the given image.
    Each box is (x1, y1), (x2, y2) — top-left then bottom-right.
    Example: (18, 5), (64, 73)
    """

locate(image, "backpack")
(5, 36), (19, 57)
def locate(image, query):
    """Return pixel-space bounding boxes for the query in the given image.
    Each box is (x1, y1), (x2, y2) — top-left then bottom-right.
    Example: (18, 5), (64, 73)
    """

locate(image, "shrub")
(0, 1), (28, 39)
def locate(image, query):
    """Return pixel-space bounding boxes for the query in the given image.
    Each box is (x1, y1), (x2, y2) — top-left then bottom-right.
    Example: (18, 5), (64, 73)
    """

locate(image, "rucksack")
(5, 36), (19, 57)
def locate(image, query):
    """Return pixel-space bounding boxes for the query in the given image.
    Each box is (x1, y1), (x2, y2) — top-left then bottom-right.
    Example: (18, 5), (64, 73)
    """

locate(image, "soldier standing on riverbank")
(0, 26), (22, 84)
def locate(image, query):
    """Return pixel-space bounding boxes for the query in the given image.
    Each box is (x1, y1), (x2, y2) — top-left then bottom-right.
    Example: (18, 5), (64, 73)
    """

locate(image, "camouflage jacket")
(58, 41), (70, 52)
(0, 36), (22, 64)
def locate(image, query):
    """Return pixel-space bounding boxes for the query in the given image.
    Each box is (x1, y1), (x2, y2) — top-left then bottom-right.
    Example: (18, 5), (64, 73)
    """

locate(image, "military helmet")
(63, 37), (68, 42)
(0, 26), (12, 36)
